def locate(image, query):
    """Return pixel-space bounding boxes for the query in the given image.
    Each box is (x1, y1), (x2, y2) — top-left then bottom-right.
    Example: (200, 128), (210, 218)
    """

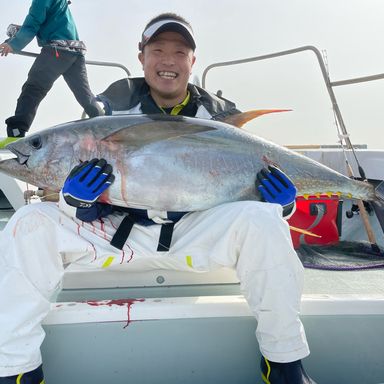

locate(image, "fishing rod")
(322, 50), (380, 253)
(203, 46), (382, 251)
(321, 50), (366, 180)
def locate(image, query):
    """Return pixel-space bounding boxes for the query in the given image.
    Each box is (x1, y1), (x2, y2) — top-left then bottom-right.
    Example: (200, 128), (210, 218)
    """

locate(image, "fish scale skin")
(0, 114), (378, 211)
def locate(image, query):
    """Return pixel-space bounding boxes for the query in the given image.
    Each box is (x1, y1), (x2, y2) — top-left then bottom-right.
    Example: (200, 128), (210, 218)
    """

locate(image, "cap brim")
(140, 20), (196, 51)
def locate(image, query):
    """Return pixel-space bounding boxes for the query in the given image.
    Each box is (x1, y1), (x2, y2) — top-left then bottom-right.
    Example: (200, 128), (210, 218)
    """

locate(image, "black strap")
(110, 214), (136, 250)
(110, 213), (176, 252)
(157, 222), (176, 252)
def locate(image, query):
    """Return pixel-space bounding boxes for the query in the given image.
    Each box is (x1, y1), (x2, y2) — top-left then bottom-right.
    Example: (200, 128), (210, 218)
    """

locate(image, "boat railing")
(14, 50), (132, 120)
(12, 46), (384, 156)
(15, 46), (384, 149)
(202, 46), (384, 245)
(15, 49), (131, 77)
(201, 45), (384, 153)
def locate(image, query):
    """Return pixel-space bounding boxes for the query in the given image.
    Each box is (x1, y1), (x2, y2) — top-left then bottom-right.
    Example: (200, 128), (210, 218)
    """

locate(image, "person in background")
(0, 13), (317, 384)
(0, 0), (103, 149)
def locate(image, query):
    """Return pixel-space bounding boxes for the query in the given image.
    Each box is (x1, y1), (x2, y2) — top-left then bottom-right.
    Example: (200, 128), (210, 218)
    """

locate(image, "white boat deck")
(43, 263), (384, 384)
(61, 261), (384, 295)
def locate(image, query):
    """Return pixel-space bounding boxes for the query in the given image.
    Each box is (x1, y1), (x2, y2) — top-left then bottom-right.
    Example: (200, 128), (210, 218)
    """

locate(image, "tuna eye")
(29, 135), (42, 149)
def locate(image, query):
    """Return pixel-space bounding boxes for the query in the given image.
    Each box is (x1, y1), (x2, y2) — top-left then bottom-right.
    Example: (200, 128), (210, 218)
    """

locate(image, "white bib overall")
(0, 200), (309, 376)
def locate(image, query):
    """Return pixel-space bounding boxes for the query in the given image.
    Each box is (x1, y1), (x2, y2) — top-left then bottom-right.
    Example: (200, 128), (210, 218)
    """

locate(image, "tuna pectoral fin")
(100, 120), (215, 147)
(290, 226), (322, 238)
(223, 109), (292, 128)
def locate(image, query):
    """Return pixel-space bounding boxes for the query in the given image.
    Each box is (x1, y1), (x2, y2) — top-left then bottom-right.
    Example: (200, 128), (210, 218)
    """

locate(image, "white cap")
(139, 18), (196, 51)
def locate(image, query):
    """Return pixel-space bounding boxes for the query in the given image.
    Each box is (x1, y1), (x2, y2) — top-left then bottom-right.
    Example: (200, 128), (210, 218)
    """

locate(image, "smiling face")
(138, 31), (196, 107)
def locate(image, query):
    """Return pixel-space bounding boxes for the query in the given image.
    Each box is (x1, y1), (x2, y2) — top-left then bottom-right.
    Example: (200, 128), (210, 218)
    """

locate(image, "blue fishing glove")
(256, 165), (297, 217)
(62, 158), (115, 208)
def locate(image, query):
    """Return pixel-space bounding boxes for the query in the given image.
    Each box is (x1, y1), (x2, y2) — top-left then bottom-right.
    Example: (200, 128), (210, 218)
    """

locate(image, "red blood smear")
(86, 298), (145, 328)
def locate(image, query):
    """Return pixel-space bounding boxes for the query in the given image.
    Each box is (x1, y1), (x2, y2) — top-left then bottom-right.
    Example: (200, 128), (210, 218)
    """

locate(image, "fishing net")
(297, 241), (384, 271)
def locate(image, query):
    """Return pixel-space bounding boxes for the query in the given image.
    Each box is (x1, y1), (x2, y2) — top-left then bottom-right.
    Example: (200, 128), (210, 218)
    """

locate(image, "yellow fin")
(289, 226), (322, 238)
(223, 109), (292, 128)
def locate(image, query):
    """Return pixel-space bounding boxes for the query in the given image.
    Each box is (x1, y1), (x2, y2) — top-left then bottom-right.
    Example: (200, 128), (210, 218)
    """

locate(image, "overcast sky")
(1, 0), (384, 148)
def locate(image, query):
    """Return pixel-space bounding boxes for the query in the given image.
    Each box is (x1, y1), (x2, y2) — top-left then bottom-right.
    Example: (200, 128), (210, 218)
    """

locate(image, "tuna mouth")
(8, 147), (29, 166)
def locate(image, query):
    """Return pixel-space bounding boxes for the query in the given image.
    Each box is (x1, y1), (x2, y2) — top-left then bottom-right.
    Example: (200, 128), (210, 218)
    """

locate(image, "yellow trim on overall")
(261, 357), (272, 384)
(102, 256), (114, 268)
(16, 372), (44, 383)
(186, 255), (193, 268)
(159, 91), (191, 116)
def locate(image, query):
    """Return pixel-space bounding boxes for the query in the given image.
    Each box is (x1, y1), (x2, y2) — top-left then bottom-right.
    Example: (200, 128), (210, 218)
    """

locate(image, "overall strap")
(110, 208), (187, 251)
(157, 222), (176, 252)
(110, 214), (138, 250)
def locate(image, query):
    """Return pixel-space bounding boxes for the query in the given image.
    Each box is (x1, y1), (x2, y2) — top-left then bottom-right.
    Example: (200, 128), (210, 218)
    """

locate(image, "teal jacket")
(8, 0), (79, 51)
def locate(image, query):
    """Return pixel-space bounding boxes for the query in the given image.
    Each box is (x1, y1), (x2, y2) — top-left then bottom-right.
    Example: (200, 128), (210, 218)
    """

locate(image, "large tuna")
(0, 113), (383, 213)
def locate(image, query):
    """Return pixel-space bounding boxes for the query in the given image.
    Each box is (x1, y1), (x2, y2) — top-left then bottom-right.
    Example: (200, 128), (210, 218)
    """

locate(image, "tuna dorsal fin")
(223, 109), (292, 128)
(100, 119), (215, 147)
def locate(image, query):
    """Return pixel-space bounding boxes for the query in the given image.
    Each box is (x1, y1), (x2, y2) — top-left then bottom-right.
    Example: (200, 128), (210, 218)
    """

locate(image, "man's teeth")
(158, 71), (177, 79)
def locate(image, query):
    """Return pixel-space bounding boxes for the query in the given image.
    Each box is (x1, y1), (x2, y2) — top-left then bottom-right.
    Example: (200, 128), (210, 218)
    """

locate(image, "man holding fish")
(0, 13), (316, 384)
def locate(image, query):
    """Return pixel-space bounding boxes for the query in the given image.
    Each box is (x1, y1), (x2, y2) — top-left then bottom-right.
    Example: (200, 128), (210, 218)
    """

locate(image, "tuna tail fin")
(371, 181), (384, 234)
(223, 109), (292, 128)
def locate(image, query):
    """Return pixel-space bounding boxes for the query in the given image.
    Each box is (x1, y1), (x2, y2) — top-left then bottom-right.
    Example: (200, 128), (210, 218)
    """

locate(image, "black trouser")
(6, 46), (102, 137)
